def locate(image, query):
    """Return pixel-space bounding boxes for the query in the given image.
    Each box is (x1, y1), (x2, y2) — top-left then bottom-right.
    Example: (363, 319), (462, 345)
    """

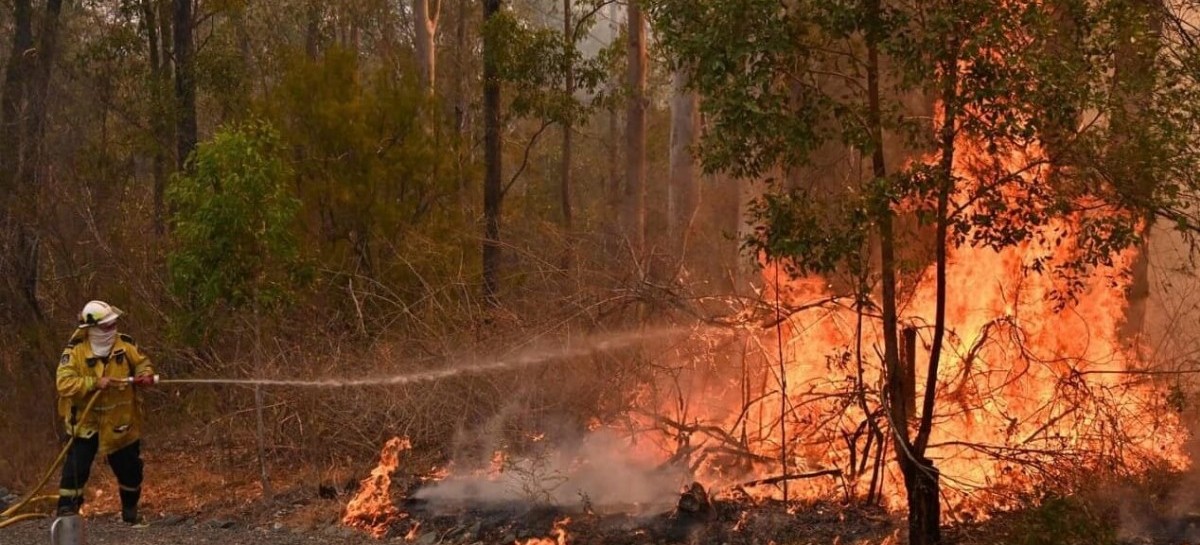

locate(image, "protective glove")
(131, 375), (159, 387)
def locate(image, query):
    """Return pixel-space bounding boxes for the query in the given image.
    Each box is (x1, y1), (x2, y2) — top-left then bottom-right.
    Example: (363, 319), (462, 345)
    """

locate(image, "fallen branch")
(739, 468), (843, 488)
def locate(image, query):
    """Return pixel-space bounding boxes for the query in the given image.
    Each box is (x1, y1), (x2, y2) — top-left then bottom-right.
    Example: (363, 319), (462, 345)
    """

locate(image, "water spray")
(1, 326), (696, 544)
(156, 327), (689, 389)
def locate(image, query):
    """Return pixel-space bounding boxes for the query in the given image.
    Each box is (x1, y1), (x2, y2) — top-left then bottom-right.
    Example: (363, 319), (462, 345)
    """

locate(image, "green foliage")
(748, 186), (871, 277)
(650, 0), (1200, 299)
(166, 121), (307, 334)
(485, 3), (621, 126)
(265, 48), (465, 278)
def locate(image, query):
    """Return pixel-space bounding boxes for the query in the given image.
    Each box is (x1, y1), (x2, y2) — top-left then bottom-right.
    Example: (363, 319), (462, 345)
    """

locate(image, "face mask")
(89, 326), (117, 357)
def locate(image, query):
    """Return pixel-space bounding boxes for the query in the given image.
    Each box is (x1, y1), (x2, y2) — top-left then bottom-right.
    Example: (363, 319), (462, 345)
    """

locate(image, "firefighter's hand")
(132, 375), (157, 387)
(96, 377), (114, 390)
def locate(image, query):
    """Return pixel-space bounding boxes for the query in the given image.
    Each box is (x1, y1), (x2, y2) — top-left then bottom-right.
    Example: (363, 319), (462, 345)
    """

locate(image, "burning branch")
(343, 436), (412, 538)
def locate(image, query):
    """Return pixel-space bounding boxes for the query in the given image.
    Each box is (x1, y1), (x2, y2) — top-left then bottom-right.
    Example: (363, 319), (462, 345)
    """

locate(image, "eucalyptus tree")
(650, 0), (1200, 542)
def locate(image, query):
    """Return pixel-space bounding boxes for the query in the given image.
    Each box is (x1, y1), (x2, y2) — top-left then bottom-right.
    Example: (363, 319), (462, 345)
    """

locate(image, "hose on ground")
(0, 392), (101, 529)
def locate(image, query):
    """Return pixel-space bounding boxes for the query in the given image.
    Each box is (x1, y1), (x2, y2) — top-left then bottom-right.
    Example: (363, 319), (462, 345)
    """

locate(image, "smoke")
(412, 430), (689, 514)
(1114, 221), (1200, 542)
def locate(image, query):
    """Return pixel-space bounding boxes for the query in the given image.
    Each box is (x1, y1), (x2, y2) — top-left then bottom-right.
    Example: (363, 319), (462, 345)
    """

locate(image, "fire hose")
(0, 375), (159, 530)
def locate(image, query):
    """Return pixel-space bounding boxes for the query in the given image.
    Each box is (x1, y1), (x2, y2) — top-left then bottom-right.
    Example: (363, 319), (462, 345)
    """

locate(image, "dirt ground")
(1, 515), (381, 545)
(0, 436), (903, 545)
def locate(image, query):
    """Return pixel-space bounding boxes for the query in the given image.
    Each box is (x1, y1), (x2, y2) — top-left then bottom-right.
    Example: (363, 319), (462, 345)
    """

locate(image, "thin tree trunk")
(561, 0), (574, 268)
(12, 0), (65, 322)
(668, 68), (698, 270)
(174, 0), (197, 171)
(414, 0), (440, 93)
(253, 310), (272, 501)
(1114, 0), (1163, 343)
(305, 0), (321, 59)
(864, 0), (941, 540)
(143, 0), (169, 234)
(901, 19), (959, 545)
(453, 0), (467, 134)
(622, 1), (646, 257)
(0, 0), (32, 192)
(482, 0), (502, 304)
(604, 0), (620, 225)
(0, 0), (33, 322)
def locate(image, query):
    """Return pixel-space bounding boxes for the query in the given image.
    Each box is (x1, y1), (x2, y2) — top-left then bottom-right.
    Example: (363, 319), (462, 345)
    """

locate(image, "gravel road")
(1, 515), (389, 545)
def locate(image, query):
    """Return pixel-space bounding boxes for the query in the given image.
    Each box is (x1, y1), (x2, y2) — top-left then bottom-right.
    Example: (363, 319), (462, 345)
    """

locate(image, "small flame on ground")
(343, 436), (412, 538)
(516, 516), (571, 545)
(404, 521), (421, 542)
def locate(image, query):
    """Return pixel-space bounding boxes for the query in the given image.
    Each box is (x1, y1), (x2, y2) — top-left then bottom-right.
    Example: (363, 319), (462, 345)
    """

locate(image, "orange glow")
(516, 516), (571, 545)
(342, 436), (411, 538)
(653, 133), (1190, 514)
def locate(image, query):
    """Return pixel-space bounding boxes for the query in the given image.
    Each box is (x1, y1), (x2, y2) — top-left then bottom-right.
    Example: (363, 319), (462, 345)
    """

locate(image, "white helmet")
(78, 300), (123, 329)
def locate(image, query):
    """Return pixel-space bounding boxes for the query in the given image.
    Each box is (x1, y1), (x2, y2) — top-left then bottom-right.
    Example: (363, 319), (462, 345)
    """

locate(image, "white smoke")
(412, 430), (689, 515)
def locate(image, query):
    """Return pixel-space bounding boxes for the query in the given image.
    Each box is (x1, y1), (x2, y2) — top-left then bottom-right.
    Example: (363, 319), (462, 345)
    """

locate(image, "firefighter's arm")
(124, 337), (157, 378)
(56, 350), (97, 396)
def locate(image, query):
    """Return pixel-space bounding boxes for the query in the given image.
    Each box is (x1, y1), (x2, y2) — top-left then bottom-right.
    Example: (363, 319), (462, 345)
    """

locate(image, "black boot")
(55, 494), (83, 517)
(119, 488), (145, 526)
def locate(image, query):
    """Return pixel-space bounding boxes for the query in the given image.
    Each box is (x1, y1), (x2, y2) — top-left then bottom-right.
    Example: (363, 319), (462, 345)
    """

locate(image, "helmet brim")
(77, 306), (123, 329)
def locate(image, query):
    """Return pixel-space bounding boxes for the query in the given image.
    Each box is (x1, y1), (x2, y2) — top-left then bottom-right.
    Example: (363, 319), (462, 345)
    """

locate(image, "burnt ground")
(0, 439), (901, 545)
(394, 495), (898, 545)
(0, 499), (898, 545)
(6, 438), (1190, 545)
(6, 492), (1198, 545)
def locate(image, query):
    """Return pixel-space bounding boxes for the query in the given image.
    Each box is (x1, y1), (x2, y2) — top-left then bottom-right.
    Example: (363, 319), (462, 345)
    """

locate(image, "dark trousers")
(56, 437), (143, 514)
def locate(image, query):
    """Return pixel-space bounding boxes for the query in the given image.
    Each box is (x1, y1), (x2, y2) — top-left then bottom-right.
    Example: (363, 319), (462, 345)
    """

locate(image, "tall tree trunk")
(453, 0), (467, 134)
(414, 0), (440, 93)
(865, 0), (940, 539)
(24, 0), (64, 169)
(604, 0), (620, 226)
(144, 0), (169, 234)
(9, 0), (66, 322)
(621, 1), (647, 257)
(561, 0), (574, 259)
(667, 68), (698, 270)
(0, 0), (32, 193)
(482, 0), (502, 304)
(174, 0), (197, 171)
(1113, 0), (1163, 343)
(305, 0), (321, 59)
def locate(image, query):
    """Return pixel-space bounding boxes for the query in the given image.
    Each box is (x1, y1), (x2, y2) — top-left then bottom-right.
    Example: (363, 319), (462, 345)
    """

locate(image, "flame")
(343, 436), (411, 538)
(404, 521), (421, 542)
(634, 133), (1188, 515)
(516, 516), (571, 545)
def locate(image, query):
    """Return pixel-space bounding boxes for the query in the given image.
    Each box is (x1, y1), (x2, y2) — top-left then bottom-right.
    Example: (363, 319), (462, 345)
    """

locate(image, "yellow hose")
(0, 393), (101, 528)
(0, 513), (49, 528)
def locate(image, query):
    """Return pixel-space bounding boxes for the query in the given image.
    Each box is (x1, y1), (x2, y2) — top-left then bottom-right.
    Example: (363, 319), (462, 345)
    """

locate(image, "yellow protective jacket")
(56, 332), (156, 455)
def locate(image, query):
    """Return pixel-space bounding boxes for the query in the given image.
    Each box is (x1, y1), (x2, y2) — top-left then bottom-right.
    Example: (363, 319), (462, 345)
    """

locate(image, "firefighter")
(55, 300), (158, 526)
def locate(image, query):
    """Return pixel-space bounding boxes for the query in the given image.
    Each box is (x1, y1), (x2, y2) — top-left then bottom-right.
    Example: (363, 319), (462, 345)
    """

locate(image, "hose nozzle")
(125, 375), (160, 387)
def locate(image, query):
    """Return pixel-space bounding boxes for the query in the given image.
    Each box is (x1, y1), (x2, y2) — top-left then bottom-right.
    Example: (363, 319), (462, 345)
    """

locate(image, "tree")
(1112, 0), (1164, 342)
(561, 0), (575, 237)
(266, 49), (462, 288)
(483, 0), (502, 303)
(667, 67), (698, 270)
(414, 0), (441, 93)
(650, 0), (1200, 543)
(143, 0), (172, 234)
(621, 0), (647, 257)
(174, 0), (197, 170)
(0, 0), (36, 322)
(166, 121), (305, 336)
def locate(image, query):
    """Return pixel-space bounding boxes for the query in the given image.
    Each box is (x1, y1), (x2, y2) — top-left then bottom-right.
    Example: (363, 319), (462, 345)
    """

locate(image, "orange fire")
(653, 133), (1190, 514)
(517, 516), (571, 545)
(343, 436), (412, 538)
